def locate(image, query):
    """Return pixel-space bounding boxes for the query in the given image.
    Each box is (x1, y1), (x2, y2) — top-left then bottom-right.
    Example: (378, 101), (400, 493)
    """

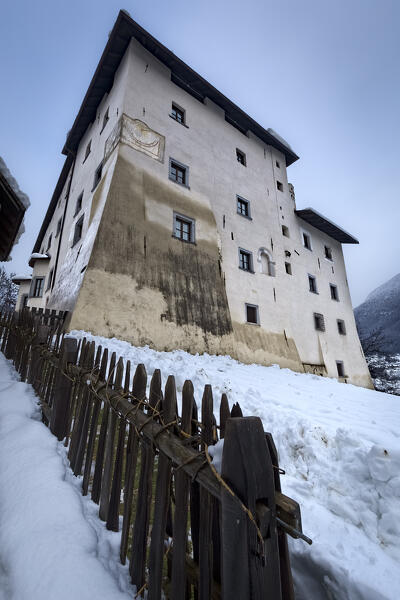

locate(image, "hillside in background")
(355, 272), (400, 354)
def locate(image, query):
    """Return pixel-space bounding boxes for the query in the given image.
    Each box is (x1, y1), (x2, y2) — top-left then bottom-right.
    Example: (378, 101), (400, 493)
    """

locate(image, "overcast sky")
(1, 0), (399, 307)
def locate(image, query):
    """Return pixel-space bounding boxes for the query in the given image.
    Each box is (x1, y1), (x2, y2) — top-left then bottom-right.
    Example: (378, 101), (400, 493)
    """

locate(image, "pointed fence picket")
(0, 307), (311, 600)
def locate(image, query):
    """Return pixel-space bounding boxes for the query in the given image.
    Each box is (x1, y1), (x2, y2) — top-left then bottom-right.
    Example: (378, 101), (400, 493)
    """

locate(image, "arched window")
(257, 247), (276, 276)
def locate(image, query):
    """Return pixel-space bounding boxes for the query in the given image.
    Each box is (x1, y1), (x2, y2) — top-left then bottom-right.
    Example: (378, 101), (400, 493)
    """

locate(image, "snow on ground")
(68, 331), (400, 600)
(0, 352), (135, 600)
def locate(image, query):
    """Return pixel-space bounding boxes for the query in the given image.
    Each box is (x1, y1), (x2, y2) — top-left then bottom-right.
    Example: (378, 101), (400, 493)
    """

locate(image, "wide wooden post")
(50, 337), (78, 440)
(221, 417), (282, 600)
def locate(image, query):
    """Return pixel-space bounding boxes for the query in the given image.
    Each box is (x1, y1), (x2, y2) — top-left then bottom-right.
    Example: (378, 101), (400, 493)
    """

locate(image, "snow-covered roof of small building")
(29, 252), (50, 267)
(12, 274), (32, 284)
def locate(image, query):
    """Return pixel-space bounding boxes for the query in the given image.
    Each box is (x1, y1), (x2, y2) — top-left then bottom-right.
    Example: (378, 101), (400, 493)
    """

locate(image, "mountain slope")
(355, 272), (400, 353)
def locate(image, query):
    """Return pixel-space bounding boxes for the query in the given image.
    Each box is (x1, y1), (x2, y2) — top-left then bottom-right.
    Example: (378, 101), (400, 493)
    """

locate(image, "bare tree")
(0, 267), (18, 312)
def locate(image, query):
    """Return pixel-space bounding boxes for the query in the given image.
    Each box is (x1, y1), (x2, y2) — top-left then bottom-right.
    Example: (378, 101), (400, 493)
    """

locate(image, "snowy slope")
(355, 272), (400, 354)
(69, 331), (400, 600)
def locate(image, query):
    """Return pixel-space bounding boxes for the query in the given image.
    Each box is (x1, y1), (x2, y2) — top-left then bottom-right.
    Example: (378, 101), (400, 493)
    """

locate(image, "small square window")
(236, 149), (246, 166)
(314, 312), (325, 332)
(56, 218), (62, 237)
(237, 196), (250, 218)
(173, 213), (195, 243)
(330, 284), (339, 301)
(276, 160), (280, 168)
(324, 245), (333, 261)
(246, 303), (259, 324)
(336, 361), (345, 377)
(92, 162), (103, 191)
(282, 225), (289, 237)
(171, 103), (185, 124)
(101, 107), (109, 133)
(84, 140), (91, 162)
(303, 232), (312, 250)
(74, 192), (83, 216)
(337, 320), (346, 335)
(276, 181), (283, 192)
(31, 277), (44, 298)
(73, 214), (84, 247)
(308, 275), (318, 294)
(285, 262), (292, 275)
(169, 159), (188, 187)
(239, 249), (253, 272)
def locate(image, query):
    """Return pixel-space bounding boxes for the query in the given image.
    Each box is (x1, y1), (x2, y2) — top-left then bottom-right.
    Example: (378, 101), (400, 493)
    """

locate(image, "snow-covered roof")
(0, 157), (30, 261)
(12, 274), (32, 284)
(0, 158), (30, 210)
(30, 253), (49, 260)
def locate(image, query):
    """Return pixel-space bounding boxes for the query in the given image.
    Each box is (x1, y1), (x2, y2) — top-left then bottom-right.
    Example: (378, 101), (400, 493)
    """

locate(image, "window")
(337, 320), (346, 335)
(276, 181), (283, 192)
(173, 213), (195, 243)
(336, 361), (345, 377)
(324, 245), (333, 261)
(285, 262), (292, 275)
(276, 160), (280, 168)
(308, 275), (318, 294)
(303, 232), (312, 250)
(101, 107), (109, 133)
(84, 140), (91, 162)
(171, 103), (185, 124)
(169, 159), (188, 187)
(330, 284), (339, 301)
(237, 196), (250, 218)
(73, 214), (84, 247)
(314, 313), (325, 332)
(46, 269), (54, 291)
(56, 218), (62, 237)
(47, 234), (52, 251)
(239, 249), (253, 272)
(31, 277), (44, 298)
(236, 148), (246, 166)
(74, 192), (83, 216)
(246, 303), (259, 324)
(282, 225), (289, 237)
(92, 162), (103, 191)
(22, 294), (28, 308)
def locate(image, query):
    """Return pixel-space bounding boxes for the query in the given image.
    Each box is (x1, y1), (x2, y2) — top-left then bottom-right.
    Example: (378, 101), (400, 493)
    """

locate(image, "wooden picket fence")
(0, 308), (311, 599)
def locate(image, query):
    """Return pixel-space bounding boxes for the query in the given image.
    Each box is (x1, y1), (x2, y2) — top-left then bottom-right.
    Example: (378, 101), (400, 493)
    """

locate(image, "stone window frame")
(173, 211), (196, 244)
(238, 248), (254, 273)
(236, 195), (251, 219)
(169, 158), (189, 188)
(285, 262), (292, 275)
(276, 180), (283, 192)
(282, 225), (290, 238)
(324, 245), (333, 261)
(245, 303), (260, 325)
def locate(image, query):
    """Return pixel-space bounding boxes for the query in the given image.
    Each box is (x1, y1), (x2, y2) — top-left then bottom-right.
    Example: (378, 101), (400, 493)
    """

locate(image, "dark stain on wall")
(88, 152), (233, 337)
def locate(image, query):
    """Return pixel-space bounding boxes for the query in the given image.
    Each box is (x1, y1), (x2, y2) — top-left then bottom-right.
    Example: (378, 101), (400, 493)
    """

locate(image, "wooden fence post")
(27, 325), (49, 390)
(50, 337), (78, 441)
(221, 417), (282, 600)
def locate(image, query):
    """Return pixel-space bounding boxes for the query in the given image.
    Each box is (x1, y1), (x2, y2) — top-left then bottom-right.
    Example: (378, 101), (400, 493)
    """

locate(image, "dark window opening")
(74, 192), (83, 216)
(330, 284), (339, 301)
(92, 162), (103, 191)
(237, 196), (250, 217)
(174, 213), (195, 243)
(56, 218), (62, 237)
(171, 103), (185, 124)
(101, 107), (109, 133)
(309, 275), (318, 294)
(236, 149), (246, 166)
(73, 214), (84, 247)
(303, 232), (311, 250)
(22, 294), (28, 308)
(336, 361), (345, 377)
(276, 181), (283, 192)
(282, 225), (289, 237)
(337, 320), (346, 335)
(47, 234), (52, 251)
(325, 245), (333, 260)
(285, 262), (292, 275)
(246, 303), (259, 324)
(169, 159), (188, 186)
(276, 160), (280, 168)
(239, 249), (253, 272)
(314, 313), (325, 332)
(46, 269), (54, 291)
(84, 140), (91, 162)
(31, 277), (44, 298)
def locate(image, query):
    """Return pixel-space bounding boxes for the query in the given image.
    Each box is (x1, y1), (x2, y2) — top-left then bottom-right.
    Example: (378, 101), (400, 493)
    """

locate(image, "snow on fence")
(0, 308), (310, 600)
